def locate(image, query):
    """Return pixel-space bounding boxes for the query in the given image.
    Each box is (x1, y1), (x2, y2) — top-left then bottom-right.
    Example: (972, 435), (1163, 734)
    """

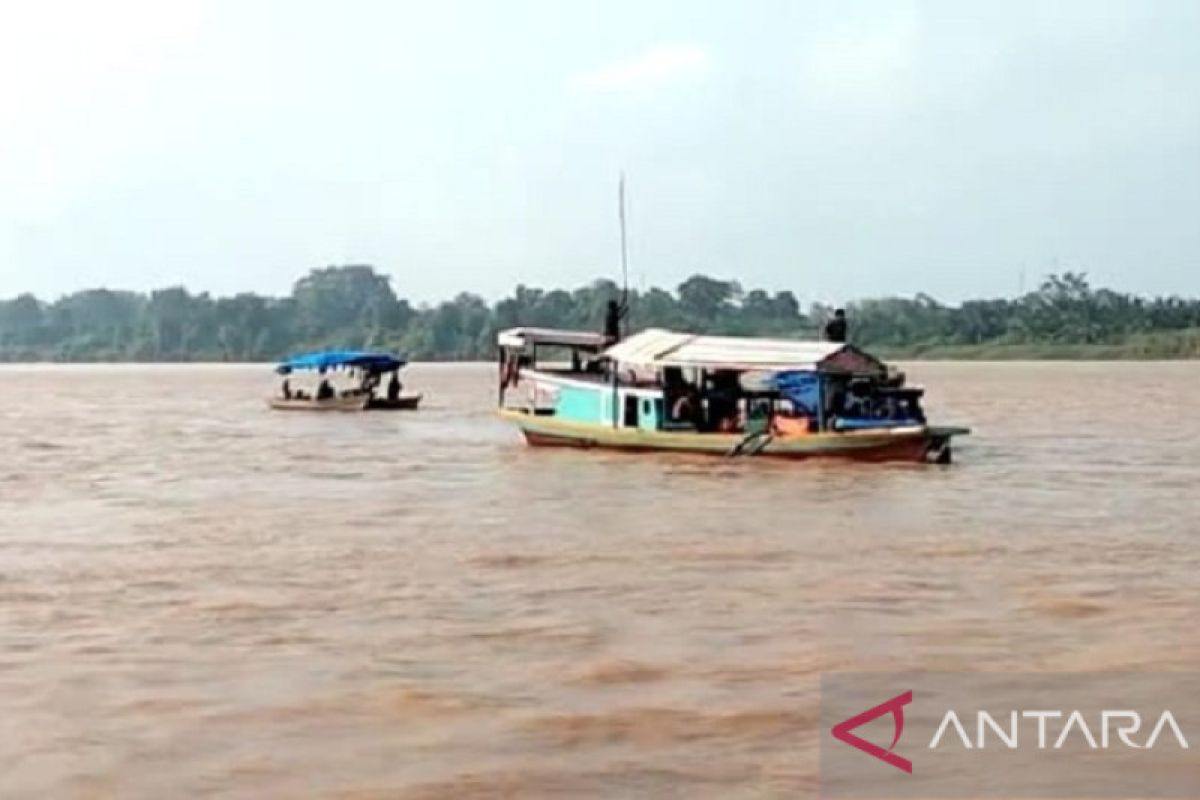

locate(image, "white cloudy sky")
(1, 0), (1197, 303)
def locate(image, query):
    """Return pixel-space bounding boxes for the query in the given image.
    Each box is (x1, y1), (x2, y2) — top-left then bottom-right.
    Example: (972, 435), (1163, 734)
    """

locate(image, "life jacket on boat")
(771, 415), (812, 437)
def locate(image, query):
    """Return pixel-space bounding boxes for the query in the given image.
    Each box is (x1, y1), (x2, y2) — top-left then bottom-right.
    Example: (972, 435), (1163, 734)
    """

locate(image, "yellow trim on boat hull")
(497, 408), (967, 461)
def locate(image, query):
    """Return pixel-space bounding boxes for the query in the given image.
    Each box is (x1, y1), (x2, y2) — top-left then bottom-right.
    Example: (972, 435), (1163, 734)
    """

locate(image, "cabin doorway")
(623, 394), (639, 428)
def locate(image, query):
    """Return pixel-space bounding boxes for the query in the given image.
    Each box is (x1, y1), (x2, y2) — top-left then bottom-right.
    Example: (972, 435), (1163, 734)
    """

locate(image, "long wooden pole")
(618, 174), (629, 333)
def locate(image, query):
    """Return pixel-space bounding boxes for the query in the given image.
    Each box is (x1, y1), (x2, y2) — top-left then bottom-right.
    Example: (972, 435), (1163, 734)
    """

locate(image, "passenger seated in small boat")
(386, 372), (402, 402)
(316, 379), (335, 401)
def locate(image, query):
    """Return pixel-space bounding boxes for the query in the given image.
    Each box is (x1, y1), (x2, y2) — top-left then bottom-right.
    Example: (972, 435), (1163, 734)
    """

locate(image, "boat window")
(623, 395), (639, 428)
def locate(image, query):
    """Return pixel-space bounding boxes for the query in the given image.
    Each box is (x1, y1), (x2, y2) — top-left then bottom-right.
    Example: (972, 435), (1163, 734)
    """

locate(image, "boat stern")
(924, 425), (971, 464)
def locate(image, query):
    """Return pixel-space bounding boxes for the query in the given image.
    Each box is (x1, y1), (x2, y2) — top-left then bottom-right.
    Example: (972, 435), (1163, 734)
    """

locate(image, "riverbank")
(3, 328), (1200, 364)
(877, 328), (1200, 360)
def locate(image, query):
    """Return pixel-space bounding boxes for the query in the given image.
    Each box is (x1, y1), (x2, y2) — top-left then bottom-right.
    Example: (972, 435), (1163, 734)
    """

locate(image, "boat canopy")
(602, 328), (886, 375)
(275, 350), (406, 375)
(496, 327), (609, 351)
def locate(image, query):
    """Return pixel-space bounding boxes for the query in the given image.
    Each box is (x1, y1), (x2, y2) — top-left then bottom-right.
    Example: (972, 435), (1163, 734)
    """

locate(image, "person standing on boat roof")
(604, 299), (627, 345)
(824, 308), (848, 343)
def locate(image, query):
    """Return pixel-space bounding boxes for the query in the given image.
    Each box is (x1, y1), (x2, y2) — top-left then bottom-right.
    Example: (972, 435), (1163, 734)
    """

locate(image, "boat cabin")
(496, 326), (610, 406)
(497, 327), (923, 435)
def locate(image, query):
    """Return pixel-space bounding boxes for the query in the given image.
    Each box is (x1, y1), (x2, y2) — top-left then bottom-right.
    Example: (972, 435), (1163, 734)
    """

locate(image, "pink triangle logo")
(831, 690), (914, 774)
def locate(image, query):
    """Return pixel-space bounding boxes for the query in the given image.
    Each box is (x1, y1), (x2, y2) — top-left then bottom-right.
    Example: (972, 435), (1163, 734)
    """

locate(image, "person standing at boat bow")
(824, 308), (848, 343)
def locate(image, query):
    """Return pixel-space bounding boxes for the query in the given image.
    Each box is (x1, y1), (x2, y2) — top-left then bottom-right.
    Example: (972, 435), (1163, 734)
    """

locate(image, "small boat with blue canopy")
(496, 327), (968, 462)
(270, 350), (421, 411)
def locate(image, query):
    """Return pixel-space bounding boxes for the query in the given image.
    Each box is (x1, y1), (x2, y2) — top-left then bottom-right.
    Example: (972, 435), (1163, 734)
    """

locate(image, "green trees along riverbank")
(1, 266), (1198, 361)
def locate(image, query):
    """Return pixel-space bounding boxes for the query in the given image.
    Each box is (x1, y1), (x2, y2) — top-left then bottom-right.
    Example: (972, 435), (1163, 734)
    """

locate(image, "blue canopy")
(275, 350), (406, 375)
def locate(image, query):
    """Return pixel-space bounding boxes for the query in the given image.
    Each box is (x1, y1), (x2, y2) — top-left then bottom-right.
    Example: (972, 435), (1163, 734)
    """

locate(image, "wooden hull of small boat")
(365, 394), (422, 410)
(268, 395), (368, 412)
(498, 409), (967, 463)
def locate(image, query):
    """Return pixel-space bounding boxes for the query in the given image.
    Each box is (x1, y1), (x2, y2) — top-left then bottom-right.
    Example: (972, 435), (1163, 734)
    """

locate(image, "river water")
(1, 362), (1197, 798)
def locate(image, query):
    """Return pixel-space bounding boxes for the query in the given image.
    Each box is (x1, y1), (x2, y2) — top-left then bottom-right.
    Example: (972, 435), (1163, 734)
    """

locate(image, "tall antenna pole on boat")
(610, 174), (630, 430)
(618, 173), (630, 329)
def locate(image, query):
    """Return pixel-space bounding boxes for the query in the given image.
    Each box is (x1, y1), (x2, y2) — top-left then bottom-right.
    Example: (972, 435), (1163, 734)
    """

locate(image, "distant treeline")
(2, 266), (1199, 361)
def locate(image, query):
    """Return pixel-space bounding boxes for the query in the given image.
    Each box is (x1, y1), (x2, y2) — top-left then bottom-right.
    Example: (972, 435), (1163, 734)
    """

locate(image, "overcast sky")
(1, 0), (1198, 304)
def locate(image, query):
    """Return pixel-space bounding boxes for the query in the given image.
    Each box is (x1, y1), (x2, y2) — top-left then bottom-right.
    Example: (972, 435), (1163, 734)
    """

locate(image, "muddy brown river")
(2, 362), (1197, 798)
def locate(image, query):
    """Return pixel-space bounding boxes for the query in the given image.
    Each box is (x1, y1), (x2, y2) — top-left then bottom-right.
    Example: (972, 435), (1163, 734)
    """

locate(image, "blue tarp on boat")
(772, 371), (821, 415)
(275, 350), (406, 375)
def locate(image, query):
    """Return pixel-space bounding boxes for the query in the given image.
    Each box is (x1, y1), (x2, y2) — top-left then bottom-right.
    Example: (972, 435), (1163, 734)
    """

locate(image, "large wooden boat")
(495, 327), (969, 463)
(269, 350), (421, 412)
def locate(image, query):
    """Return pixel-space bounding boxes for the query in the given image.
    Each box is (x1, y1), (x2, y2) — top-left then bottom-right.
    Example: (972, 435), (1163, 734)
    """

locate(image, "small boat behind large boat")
(268, 394), (369, 412)
(496, 327), (969, 463)
(365, 394), (422, 411)
(270, 350), (422, 412)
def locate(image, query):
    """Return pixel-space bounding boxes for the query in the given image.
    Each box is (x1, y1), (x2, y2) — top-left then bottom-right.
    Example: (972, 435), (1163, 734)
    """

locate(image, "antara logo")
(831, 691), (1190, 774)
(928, 709), (1190, 750)
(831, 690), (914, 774)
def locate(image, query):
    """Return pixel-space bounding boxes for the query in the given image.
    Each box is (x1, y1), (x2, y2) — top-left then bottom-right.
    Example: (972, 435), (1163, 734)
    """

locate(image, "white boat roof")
(497, 327), (609, 350)
(602, 328), (885, 374)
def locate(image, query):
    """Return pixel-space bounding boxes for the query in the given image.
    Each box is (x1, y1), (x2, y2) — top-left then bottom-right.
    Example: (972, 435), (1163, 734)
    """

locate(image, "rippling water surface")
(2, 362), (1198, 798)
